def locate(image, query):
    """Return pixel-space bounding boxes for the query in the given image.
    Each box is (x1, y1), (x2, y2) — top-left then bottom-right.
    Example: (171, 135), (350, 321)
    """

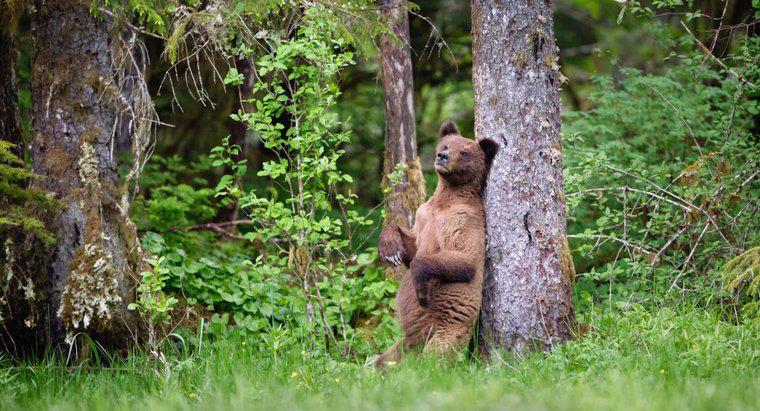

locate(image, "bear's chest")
(414, 208), (457, 255)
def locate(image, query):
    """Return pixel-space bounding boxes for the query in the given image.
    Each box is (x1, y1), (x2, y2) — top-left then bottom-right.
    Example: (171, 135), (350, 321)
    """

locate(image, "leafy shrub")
(564, 24), (759, 314)
(130, 154), (219, 232)
(139, 230), (397, 355)
(211, 7), (397, 356)
(129, 12), (400, 354)
(128, 253), (178, 353)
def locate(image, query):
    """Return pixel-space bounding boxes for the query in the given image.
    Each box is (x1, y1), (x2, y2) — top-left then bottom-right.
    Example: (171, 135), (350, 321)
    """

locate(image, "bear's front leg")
(378, 224), (417, 268)
(410, 259), (435, 306)
(411, 252), (476, 306)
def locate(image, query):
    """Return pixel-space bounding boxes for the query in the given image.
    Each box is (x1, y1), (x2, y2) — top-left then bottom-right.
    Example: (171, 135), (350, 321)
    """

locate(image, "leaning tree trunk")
(379, 0), (425, 279)
(2, 0), (143, 356)
(0, 19), (22, 157)
(472, 0), (576, 354)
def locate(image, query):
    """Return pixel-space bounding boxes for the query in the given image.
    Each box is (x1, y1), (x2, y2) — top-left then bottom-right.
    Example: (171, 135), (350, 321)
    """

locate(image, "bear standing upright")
(375, 120), (497, 368)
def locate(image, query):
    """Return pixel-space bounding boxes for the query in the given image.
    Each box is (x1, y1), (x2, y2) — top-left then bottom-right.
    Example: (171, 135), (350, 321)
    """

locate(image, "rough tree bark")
(472, 0), (576, 354)
(0, 18), (22, 156)
(1, 0), (143, 355)
(379, 0), (425, 279)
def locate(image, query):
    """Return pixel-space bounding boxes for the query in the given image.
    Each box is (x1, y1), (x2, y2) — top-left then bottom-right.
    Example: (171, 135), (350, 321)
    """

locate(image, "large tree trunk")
(379, 0), (425, 279)
(472, 0), (576, 354)
(0, 19), (22, 156)
(2, 0), (142, 356)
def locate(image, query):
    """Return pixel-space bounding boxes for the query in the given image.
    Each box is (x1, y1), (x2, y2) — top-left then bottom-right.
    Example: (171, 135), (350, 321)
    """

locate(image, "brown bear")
(374, 120), (497, 368)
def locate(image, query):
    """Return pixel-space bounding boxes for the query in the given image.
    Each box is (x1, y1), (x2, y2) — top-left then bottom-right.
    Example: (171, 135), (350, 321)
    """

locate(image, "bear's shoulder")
(434, 198), (483, 221)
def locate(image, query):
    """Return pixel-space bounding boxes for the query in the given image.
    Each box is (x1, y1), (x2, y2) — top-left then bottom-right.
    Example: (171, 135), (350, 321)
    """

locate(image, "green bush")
(564, 25), (759, 316)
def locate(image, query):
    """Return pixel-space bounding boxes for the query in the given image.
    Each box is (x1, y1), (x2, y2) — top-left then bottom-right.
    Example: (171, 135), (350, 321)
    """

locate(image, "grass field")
(2, 307), (758, 411)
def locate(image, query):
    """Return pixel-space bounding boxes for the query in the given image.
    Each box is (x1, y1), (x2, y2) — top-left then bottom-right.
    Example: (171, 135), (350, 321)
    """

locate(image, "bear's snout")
(436, 151), (449, 166)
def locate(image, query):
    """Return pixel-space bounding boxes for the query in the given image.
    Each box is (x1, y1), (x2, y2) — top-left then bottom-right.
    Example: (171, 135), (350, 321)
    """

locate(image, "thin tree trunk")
(229, 56), (253, 162)
(216, 56), (254, 223)
(472, 0), (576, 354)
(2, 0), (142, 355)
(0, 21), (22, 157)
(379, 0), (425, 279)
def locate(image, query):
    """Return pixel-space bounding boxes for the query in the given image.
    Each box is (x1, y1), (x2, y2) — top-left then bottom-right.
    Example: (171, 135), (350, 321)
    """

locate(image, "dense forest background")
(3, 0), (758, 350)
(0, 0), (758, 409)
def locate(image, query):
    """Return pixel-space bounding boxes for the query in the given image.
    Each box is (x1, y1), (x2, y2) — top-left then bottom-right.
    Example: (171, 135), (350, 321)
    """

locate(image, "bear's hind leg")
(422, 326), (471, 358)
(373, 340), (403, 371)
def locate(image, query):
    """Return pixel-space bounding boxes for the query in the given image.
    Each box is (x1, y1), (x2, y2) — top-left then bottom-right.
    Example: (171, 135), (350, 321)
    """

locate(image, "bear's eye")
(442, 145), (448, 151)
(461, 151), (470, 157)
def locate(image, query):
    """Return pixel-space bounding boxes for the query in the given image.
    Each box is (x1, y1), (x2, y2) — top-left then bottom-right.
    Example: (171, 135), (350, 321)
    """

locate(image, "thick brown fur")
(375, 121), (497, 369)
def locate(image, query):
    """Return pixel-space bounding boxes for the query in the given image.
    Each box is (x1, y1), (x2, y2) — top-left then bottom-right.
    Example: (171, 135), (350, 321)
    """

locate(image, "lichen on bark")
(382, 157), (426, 226)
(382, 158), (425, 279)
(57, 140), (124, 340)
(58, 241), (121, 337)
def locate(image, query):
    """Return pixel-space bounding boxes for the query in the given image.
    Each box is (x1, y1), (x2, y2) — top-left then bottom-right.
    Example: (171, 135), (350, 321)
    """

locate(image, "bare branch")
(680, 21), (756, 89)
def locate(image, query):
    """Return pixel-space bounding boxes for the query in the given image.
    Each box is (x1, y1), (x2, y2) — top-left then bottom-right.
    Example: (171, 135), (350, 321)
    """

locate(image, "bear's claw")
(378, 225), (406, 267)
(383, 252), (402, 266)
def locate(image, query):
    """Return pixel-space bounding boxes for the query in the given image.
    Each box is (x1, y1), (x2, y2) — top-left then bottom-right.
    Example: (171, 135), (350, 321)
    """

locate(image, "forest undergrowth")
(1, 306), (758, 411)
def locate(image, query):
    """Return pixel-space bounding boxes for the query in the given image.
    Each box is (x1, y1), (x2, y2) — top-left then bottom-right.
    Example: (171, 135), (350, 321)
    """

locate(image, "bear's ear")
(479, 138), (499, 171)
(439, 120), (460, 139)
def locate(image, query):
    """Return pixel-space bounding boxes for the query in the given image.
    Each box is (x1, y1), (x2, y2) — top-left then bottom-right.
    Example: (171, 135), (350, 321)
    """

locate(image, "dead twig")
(603, 165), (734, 248)
(680, 21), (756, 89)
(568, 233), (657, 258)
(184, 222), (246, 240)
(668, 222), (710, 293)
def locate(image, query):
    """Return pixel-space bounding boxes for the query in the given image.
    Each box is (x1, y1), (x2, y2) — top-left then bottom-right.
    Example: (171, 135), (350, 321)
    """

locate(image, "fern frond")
(722, 246), (760, 298)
